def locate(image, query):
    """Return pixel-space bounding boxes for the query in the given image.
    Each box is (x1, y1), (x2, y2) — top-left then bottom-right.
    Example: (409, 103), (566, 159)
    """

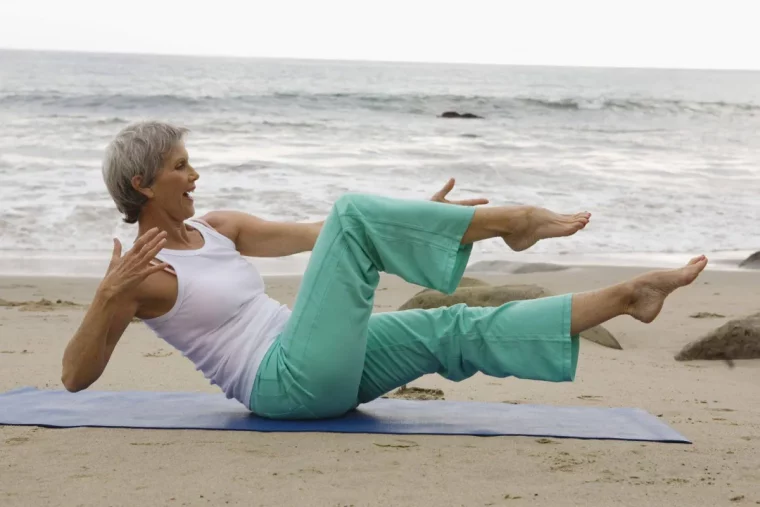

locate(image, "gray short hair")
(102, 121), (189, 224)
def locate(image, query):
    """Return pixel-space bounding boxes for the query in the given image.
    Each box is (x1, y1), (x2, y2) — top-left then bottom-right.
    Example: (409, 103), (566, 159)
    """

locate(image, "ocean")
(1, 49), (758, 276)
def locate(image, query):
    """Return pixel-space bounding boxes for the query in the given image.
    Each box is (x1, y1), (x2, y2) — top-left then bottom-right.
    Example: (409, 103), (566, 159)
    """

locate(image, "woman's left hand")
(430, 178), (489, 206)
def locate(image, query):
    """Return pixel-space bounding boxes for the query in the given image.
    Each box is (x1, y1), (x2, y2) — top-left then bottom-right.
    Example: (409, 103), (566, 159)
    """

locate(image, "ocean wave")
(517, 97), (760, 114)
(95, 117), (130, 125)
(1, 91), (758, 117)
(37, 113), (135, 125)
(260, 120), (322, 129)
(214, 161), (272, 173)
(0, 93), (205, 110)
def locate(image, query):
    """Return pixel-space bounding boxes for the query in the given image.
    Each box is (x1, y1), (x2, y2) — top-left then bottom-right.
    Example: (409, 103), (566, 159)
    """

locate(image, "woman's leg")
(357, 256), (708, 404)
(249, 193), (588, 419)
(358, 295), (578, 404)
(250, 193), (475, 419)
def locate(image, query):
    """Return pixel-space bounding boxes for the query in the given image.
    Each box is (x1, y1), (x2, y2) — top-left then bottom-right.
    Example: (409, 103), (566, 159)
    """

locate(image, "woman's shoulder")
(194, 211), (237, 243)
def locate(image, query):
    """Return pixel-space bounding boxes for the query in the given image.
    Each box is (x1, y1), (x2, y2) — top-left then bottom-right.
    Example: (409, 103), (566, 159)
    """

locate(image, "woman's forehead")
(166, 142), (188, 161)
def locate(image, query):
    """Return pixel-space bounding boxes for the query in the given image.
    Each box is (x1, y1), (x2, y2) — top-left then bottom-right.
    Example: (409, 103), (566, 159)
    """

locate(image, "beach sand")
(1, 265), (759, 506)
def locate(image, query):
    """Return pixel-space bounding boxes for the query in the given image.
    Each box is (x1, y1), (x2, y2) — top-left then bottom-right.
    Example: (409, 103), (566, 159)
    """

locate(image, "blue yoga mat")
(0, 387), (689, 443)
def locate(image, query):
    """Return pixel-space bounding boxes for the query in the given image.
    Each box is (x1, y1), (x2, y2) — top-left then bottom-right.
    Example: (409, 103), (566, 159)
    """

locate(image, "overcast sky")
(1, 0), (758, 69)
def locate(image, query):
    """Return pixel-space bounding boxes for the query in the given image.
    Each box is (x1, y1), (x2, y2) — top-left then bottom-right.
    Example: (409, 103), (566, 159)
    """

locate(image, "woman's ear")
(131, 175), (154, 199)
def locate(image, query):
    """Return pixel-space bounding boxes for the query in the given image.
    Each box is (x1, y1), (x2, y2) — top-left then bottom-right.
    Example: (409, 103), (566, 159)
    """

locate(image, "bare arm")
(61, 291), (136, 392)
(61, 229), (169, 392)
(201, 179), (487, 258)
(203, 210), (324, 258)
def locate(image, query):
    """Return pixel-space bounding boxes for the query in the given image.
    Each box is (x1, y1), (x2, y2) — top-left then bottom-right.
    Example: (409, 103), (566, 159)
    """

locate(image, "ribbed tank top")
(141, 219), (291, 405)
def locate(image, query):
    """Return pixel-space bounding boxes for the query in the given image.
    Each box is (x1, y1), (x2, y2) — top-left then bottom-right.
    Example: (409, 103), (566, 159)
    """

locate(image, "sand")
(1, 265), (760, 506)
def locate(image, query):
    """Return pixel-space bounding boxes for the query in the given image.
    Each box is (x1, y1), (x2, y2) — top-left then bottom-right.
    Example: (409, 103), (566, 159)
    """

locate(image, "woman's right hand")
(98, 228), (169, 300)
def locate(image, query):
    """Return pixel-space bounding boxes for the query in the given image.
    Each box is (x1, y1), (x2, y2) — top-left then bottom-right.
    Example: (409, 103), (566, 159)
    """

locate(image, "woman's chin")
(181, 203), (196, 219)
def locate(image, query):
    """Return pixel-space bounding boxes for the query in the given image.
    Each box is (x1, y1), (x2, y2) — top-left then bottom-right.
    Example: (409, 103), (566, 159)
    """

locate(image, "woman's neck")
(137, 213), (197, 250)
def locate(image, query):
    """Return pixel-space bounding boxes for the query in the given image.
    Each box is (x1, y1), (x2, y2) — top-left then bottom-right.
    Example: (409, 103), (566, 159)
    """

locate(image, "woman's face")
(138, 141), (199, 221)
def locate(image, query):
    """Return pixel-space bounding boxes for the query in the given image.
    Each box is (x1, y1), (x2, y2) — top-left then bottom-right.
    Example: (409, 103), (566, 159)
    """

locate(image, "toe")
(687, 255), (707, 266)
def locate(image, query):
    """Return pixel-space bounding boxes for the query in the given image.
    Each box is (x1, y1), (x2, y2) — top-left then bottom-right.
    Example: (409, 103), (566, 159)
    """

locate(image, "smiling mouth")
(183, 191), (194, 201)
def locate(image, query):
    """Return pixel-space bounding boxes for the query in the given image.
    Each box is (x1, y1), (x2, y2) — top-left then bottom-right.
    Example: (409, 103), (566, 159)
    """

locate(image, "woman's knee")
(434, 303), (470, 323)
(332, 192), (383, 216)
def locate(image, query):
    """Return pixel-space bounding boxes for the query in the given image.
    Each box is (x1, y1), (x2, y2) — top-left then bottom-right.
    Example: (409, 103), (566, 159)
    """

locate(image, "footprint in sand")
(142, 349), (173, 358)
(690, 312), (726, 319)
(69, 474), (94, 479)
(384, 386), (445, 401)
(373, 439), (419, 449)
(296, 467), (325, 475)
(549, 452), (591, 472)
(5, 437), (30, 445)
(0, 298), (84, 312)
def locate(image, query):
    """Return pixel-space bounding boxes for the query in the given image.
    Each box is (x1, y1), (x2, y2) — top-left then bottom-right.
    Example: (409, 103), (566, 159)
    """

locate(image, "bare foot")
(503, 207), (591, 252)
(626, 256), (708, 323)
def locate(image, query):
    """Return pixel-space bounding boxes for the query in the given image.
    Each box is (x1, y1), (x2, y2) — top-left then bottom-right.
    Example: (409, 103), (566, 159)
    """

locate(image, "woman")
(62, 121), (708, 420)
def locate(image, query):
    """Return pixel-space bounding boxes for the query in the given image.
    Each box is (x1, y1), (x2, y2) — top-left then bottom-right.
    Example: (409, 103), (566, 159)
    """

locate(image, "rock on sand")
(739, 251), (760, 269)
(675, 312), (760, 361)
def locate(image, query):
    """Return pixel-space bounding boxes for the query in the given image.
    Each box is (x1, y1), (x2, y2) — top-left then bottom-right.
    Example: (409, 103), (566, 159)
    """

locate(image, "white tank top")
(141, 219), (291, 405)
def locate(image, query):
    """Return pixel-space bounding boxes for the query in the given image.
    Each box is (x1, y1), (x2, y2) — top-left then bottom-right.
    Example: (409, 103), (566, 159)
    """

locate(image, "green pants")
(249, 193), (579, 419)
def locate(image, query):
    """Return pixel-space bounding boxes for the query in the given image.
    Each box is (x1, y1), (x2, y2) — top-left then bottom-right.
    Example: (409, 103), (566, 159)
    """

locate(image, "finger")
(123, 234), (165, 273)
(134, 230), (167, 257)
(140, 262), (171, 278)
(451, 198), (490, 206)
(438, 178), (455, 198)
(129, 227), (162, 255)
(431, 178), (455, 202)
(108, 238), (122, 271)
(137, 235), (168, 265)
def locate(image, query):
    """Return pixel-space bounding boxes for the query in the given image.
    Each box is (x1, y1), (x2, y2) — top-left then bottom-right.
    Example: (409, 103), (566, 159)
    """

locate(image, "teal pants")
(249, 193), (579, 419)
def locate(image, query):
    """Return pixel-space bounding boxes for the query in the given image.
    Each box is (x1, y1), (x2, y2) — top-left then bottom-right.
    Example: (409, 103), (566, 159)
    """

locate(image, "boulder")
(675, 312), (760, 361)
(739, 251), (760, 269)
(453, 276), (491, 289)
(399, 280), (622, 350)
(440, 111), (484, 119)
(399, 283), (551, 310)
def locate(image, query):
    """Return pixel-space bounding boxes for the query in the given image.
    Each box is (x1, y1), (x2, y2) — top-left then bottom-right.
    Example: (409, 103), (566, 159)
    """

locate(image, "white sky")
(1, 0), (758, 69)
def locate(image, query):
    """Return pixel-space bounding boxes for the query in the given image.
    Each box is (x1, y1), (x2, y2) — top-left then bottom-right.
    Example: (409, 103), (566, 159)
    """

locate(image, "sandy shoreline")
(1, 264), (759, 506)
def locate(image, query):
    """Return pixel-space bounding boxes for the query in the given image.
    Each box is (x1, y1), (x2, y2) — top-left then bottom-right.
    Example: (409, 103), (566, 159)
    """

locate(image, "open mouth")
(183, 189), (194, 201)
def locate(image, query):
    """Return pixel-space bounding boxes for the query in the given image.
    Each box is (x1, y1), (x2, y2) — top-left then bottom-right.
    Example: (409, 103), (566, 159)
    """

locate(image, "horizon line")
(2, 46), (759, 73)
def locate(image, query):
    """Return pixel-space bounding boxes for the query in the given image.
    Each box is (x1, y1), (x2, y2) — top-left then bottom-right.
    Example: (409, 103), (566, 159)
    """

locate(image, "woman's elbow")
(61, 368), (93, 393)
(61, 374), (81, 392)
